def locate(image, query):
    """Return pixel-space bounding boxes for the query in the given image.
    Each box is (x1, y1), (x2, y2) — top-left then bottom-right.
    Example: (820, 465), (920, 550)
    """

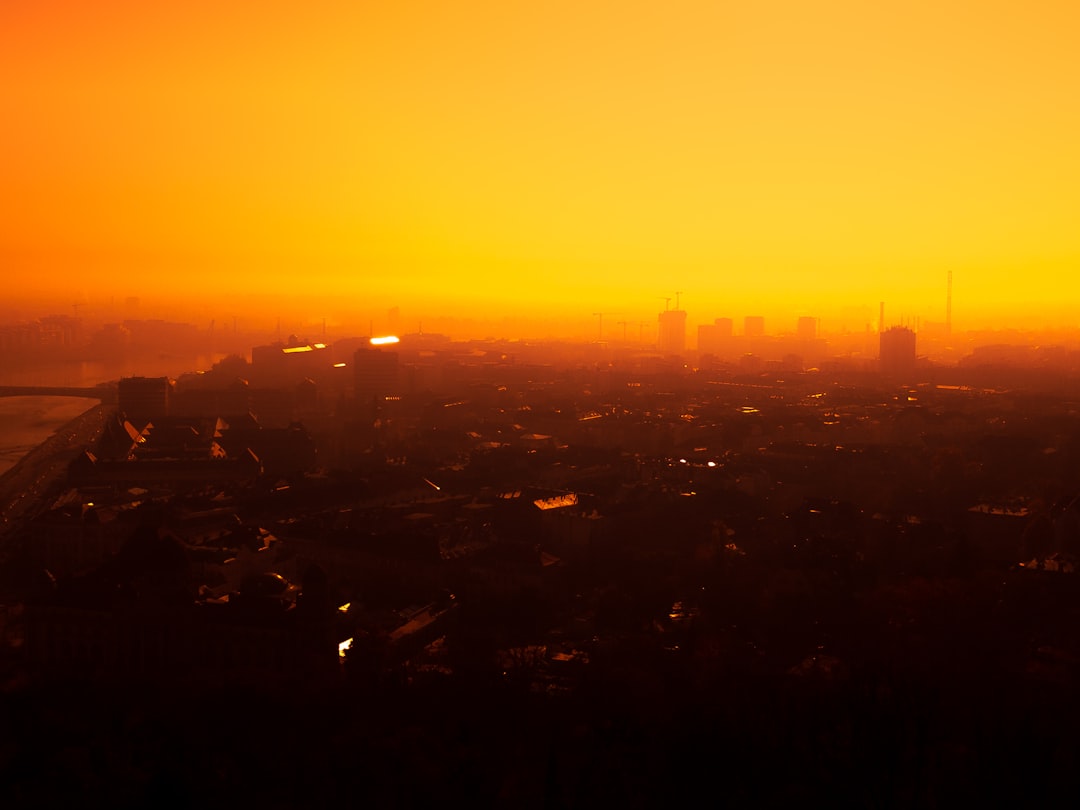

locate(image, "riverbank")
(0, 396), (104, 477)
(0, 402), (110, 553)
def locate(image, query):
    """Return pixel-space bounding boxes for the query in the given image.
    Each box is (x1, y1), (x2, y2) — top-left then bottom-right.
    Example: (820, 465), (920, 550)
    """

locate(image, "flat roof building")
(658, 310), (687, 356)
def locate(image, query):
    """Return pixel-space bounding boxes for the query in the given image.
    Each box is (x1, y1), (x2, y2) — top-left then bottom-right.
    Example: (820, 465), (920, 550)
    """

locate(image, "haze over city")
(4, 0), (1080, 335)
(5, 2), (1080, 806)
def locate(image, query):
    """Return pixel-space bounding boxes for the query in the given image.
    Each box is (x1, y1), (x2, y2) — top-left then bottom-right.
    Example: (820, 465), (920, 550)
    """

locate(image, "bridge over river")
(0, 383), (118, 404)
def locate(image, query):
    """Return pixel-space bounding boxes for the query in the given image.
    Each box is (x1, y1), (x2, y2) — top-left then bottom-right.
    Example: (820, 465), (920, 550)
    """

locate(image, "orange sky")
(3, 0), (1079, 337)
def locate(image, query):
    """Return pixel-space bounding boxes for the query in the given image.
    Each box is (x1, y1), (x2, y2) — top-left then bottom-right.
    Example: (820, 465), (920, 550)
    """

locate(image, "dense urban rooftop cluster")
(3, 327), (1080, 804)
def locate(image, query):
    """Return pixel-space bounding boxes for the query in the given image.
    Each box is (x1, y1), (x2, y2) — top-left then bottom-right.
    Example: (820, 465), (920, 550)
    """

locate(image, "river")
(0, 355), (223, 477)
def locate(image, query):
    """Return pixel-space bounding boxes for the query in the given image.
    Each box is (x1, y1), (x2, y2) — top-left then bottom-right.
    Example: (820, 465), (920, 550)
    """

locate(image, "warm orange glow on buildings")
(3, 1), (1080, 334)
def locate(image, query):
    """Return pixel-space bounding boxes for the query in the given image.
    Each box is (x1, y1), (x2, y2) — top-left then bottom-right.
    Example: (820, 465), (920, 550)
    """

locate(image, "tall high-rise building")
(796, 317), (818, 341)
(354, 346), (400, 402)
(879, 326), (917, 378)
(657, 309), (687, 355)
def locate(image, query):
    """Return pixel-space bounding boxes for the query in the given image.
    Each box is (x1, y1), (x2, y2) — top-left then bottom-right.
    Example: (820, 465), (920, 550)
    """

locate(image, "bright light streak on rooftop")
(370, 335), (400, 345)
(282, 345), (314, 353)
(333, 362), (347, 368)
(534, 492), (578, 510)
(423, 477), (441, 491)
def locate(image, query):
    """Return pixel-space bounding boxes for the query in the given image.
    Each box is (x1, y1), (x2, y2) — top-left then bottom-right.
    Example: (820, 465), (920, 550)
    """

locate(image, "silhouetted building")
(88, 323), (132, 360)
(23, 526), (338, 685)
(118, 376), (171, 423)
(354, 346), (400, 402)
(657, 310), (687, 355)
(879, 326), (917, 378)
(122, 319), (200, 353)
(250, 336), (332, 386)
(69, 448), (262, 489)
(217, 423), (317, 475)
(0, 322), (37, 352)
(697, 318), (734, 355)
(38, 315), (82, 348)
(796, 316), (817, 341)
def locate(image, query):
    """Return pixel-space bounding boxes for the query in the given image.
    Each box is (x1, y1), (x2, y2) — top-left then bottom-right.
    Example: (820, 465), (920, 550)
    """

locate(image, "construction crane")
(659, 297), (671, 312)
(674, 291), (683, 310)
(617, 320), (629, 341)
(592, 312), (603, 341)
